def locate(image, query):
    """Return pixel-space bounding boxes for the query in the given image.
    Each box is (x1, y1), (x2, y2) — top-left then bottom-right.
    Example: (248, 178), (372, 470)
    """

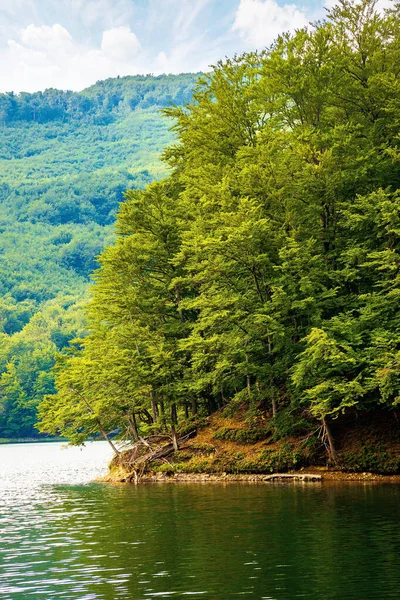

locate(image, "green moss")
(339, 445), (400, 474)
(165, 439), (320, 476)
(189, 442), (216, 454)
(213, 427), (269, 444)
(152, 463), (178, 474)
(172, 450), (193, 462)
(177, 416), (208, 437)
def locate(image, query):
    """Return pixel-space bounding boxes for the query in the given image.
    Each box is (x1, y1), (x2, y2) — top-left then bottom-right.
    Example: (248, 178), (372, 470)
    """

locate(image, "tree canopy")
(0, 73), (199, 438)
(39, 0), (400, 456)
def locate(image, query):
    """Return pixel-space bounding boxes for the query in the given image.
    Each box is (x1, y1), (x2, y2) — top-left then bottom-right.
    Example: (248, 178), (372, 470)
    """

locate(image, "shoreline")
(0, 437), (67, 445)
(98, 467), (400, 485)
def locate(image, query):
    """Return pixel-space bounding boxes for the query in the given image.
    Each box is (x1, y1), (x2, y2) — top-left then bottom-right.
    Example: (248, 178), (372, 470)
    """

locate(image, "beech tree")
(39, 1), (400, 456)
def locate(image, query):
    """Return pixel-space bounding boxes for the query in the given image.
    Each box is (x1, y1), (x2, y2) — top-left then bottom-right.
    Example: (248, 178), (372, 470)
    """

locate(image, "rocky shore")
(99, 468), (400, 485)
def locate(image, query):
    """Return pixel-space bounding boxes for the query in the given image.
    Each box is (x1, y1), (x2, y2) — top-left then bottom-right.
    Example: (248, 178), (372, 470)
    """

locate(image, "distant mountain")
(0, 73), (199, 438)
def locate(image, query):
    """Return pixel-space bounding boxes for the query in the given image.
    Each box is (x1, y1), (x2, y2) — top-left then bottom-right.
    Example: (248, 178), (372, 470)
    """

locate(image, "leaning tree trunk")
(128, 411), (139, 442)
(322, 416), (336, 462)
(97, 420), (120, 455)
(70, 386), (120, 455)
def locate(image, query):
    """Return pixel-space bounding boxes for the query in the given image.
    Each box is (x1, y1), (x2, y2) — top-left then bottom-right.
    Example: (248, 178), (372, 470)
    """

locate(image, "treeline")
(0, 73), (199, 125)
(0, 295), (87, 437)
(39, 0), (400, 457)
(0, 74), (199, 438)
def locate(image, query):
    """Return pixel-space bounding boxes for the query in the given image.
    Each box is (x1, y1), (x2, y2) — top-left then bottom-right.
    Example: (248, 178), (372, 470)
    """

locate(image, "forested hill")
(39, 1), (400, 476)
(0, 73), (199, 439)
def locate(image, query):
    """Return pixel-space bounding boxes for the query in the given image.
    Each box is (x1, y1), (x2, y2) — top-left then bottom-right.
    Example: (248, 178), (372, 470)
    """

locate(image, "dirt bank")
(99, 468), (400, 485)
(100, 407), (400, 484)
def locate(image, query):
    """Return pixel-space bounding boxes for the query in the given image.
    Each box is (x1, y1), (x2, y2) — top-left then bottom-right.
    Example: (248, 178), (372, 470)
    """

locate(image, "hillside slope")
(108, 407), (400, 481)
(0, 73), (199, 438)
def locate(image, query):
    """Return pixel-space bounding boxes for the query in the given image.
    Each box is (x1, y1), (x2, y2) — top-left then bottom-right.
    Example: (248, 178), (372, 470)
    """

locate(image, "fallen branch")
(119, 430), (196, 483)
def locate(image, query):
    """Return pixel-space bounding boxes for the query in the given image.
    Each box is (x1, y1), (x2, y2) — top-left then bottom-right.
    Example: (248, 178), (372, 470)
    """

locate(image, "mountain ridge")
(0, 72), (199, 438)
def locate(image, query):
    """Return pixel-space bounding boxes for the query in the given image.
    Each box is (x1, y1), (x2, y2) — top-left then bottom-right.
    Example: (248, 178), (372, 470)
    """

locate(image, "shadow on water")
(0, 443), (400, 599)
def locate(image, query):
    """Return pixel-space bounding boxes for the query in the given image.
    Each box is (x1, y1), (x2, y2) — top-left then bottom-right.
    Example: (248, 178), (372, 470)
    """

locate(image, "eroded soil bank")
(103, 408), (400, 484)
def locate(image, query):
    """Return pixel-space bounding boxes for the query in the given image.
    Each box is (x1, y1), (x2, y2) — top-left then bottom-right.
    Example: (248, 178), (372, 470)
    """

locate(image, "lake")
(0, 442), (399, 599)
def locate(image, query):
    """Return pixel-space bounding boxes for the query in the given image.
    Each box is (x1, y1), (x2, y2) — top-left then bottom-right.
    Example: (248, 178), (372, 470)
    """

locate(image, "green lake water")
(0, 442), (399, 599)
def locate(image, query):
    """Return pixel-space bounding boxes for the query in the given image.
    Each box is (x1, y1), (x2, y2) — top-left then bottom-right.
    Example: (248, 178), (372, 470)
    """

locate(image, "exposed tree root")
(113, 431), (195, 483)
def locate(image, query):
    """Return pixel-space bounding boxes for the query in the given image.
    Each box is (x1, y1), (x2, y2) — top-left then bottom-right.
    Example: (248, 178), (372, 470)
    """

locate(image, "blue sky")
(0, 0), (379, 93)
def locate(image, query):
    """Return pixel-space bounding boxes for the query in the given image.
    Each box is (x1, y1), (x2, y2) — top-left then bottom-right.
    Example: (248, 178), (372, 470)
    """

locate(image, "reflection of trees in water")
(22, 483), (400, 600)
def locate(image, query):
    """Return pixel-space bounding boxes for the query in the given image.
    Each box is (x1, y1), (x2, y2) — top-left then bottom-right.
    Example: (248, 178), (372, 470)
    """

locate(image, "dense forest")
(0, 73), (199, 438)
(37, 0), (400, 473)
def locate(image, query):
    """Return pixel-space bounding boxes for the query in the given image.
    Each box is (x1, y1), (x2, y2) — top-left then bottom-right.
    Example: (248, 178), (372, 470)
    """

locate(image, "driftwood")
(136, 442), (175, 466)
(264, 473), (322, 482)
(118, 431), (195, 483)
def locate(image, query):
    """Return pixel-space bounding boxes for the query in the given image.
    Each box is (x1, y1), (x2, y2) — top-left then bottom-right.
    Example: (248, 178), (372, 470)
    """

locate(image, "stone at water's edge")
(264, 473), (322, 481)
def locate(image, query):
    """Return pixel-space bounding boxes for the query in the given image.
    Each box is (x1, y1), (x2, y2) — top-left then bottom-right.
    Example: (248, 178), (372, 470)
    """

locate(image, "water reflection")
(0, 443), (400, 599)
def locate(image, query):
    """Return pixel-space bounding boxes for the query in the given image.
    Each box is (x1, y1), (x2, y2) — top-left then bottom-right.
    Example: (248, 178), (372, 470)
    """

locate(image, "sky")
(0, 0), (390, 93)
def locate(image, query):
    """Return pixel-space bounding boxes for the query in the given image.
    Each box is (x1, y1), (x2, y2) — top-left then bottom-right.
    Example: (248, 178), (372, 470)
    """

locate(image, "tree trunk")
(171, 425), (179, 452)
(191, 398), (198, 416)
(159, 401), (166, 428)
(247, 375), (251, 398)
(171, 403), (178, 426)
(170, 403), (179, 450)
(70, 386), (120, 454)
(221, 385), (227, 406)
(322, 416), (336, 462)
(151, 390), (159, 423)
(129, 411), (139, 442)
(97, 420), (120, 454)
(272, 396), (277, 418)
(140, 409), (154, 425)
(184, 403), (189, 419)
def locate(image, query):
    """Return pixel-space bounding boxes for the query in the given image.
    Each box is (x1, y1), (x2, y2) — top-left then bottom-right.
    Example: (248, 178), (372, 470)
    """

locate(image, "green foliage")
(176, 417), (208, 437)
(233, 444), (309, 474)
(0, 74), (198, 438)
(0, 297), (87, 437)
(339, 446), (400, 474)
(155, 439), (320, 475)
(213, 427), (269, 443)
(38, 1), (400, 467)
(266, 409), (313, 442)
(0, 73), (199, 306)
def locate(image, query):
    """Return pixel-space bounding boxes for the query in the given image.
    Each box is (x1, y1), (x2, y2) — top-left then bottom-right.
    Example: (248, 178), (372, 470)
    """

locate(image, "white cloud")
(101, 26), (140, 61)
(0, 23), (143, 92)
(0, 0), (396, 94)
(232, 0), (309, 48)
(20, 23), (74, 53)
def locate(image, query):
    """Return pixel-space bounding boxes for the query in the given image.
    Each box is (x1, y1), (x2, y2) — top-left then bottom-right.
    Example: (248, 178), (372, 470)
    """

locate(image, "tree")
(39, 1), (400, 458)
